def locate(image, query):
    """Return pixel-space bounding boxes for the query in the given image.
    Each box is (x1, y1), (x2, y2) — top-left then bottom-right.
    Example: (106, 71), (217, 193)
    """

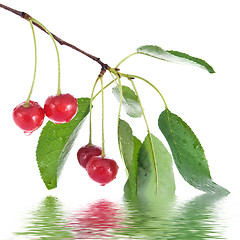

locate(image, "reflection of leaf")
(113, 85), (142, 118)
(119, 197), (175, 239)
(158, 108), (229, 194)
(117, 194), (227, 239)
(36, 98), (90, 190)
(171, 194), (227, 239)
(137, 45), (215, 73)
(15, 196), (74, 239)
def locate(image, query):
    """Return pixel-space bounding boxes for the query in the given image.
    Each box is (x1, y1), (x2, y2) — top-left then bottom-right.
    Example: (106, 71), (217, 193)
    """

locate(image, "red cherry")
(44, 93), (78, 124)
(77, 144), (102, 168)
(86, 156), (119, 185)
(13, 100), (45, 134)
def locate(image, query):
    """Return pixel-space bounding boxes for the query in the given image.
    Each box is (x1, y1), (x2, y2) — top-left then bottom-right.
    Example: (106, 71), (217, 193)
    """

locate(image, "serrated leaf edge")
(36, 98), (90, 190)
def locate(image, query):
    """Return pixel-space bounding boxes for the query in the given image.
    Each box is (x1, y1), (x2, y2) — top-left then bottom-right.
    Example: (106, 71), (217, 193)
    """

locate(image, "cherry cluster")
(77, 145), (119, 186)
(13, 94), (119, 185)
(11, 15), (119, 187)
(13, 93), (78, 135)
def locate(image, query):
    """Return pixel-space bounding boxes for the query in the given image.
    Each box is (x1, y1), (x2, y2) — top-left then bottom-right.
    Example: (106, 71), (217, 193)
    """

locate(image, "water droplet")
(24, 131), (33, 136)
(66, 117), (71, 123)
(100, 183), (106, 186)
(193, 142), (200, 149)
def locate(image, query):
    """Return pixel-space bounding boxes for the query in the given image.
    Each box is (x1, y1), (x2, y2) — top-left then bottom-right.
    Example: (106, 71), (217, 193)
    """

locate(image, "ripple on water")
(14, 194), (228, 239)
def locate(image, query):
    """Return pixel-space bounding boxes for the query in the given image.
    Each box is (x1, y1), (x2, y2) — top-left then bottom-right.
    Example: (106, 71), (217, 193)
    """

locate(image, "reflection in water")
(68, 199), (122, 239)
(15, 196), (74, 239)
(119, 194), (227, 239)
(15, 194), (227, 239)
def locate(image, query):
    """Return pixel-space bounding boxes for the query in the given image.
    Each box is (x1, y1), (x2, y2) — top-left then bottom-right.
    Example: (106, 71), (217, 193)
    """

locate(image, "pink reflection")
(68, 199), (123, 239)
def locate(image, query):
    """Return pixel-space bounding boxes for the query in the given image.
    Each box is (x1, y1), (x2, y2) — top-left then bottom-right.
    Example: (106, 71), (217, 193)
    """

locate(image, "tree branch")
(0, 3), (110, 70)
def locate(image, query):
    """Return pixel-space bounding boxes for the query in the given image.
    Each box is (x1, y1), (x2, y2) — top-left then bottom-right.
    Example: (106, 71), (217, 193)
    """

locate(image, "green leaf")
(36, 98), (90, 190)
(137, 45), (215, 73)
(137, 133), (175, 198)
(118, 120), (175, 199)
(118, 119), (141, 194)
(112, 85), (142, 118)
(158, 109), (229, 194)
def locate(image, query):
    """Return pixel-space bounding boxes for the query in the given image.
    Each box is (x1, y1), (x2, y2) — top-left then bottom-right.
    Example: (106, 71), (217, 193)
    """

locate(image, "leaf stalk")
(119, 72), (168, 109)
(115, 52), (138, 68)
(130, 79), (159, 194)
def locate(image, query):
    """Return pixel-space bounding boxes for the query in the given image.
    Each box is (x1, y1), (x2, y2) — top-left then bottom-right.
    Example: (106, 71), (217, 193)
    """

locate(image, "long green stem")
(30, 17), (61, 95)
(119, 72), (168, 109)
(115, 52), (138, 68)
(88, 77), (100, 145)
(100, 76), (105, 157)
(108, 68), (123, 119)
(114, 74), (123, 123)
(130, 79), (159, 194)
(92, 79), (115, 101)
(89, 77), (117, 145)
(23, 20), (37, 107)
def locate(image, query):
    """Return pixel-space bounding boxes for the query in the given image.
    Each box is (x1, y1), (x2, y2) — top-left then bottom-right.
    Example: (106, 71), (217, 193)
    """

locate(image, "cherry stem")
(0, 3), (110, 71)
(88, 77), (100, 145)
(100, 76), (105, 157)
(130, 79), (159, 194)
(23, 19), (37, 107)
(30, 17), (61, 95)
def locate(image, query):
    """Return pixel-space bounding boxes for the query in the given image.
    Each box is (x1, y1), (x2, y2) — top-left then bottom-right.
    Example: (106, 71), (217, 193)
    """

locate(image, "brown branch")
(0, 3), (110, 70)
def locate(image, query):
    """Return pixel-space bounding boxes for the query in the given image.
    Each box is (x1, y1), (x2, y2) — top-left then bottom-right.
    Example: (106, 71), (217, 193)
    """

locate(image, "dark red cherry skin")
(86, 156), (119, 185)
(77, 144), (102, 168)
(13, 100), (45, 134)
(44, 93), (78, 124)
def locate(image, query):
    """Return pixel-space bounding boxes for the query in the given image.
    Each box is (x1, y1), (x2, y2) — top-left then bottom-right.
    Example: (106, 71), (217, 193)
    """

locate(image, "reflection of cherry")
(77, 144), (102, 168)
(86, 156), (119, 186)
(68, 199), (122, 239)
(13, 101), (45, 134)
(44, 93), (78, 124)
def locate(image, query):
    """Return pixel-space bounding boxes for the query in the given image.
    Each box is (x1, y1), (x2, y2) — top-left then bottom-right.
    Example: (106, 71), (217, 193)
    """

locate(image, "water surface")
(14, 193), (232, 239)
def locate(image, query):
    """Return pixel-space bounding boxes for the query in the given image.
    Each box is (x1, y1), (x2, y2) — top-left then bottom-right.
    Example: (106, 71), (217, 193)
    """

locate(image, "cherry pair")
(13, 93), (78, 134)
(77, 144), (119, 186)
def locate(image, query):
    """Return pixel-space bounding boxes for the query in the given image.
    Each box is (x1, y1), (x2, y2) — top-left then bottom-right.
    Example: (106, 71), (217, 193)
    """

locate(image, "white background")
(0, 0), (240, 239)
